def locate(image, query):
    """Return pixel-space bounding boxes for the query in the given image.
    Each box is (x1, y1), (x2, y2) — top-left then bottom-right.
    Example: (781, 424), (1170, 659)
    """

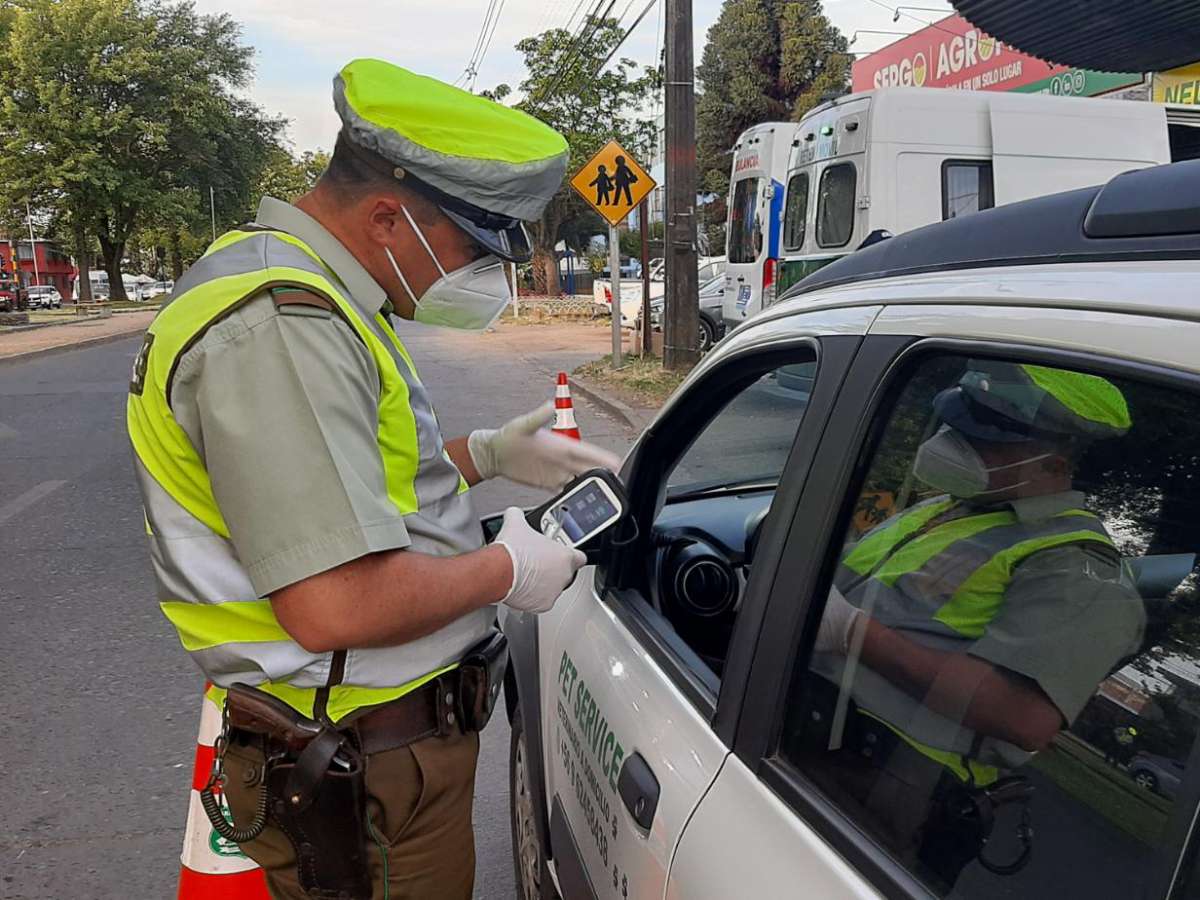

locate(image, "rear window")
(817, 163), (856, 248)
(728, 177), (761, 264)
(942, 160), (995, 220)
(783, 172), (810, 252)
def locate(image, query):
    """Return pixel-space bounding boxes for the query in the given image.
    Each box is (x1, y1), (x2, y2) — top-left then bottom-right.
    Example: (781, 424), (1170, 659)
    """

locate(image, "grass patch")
(574, 354), (687, 408)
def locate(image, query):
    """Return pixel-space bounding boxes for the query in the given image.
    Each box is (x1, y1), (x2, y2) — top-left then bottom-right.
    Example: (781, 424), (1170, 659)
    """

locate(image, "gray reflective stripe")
(889, 512), (1111, 611)
(343, 605), (496, 688)
(192, 640), (333, 688)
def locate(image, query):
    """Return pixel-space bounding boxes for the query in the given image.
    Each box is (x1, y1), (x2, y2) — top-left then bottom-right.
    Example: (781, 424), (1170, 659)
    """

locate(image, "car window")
(729, 177), (761, 264)
(943, 161), (995, 220)
(667, 361), (816, 496)
(817, 163), (856, 248)
(783, 172), (810, 252)
(780, 353), (1200, 899)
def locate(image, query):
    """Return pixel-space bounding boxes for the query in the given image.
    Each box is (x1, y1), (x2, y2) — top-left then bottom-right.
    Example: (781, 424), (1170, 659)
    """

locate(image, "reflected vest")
(834, 496), (1117, 782)
(126, 227), (477, 722)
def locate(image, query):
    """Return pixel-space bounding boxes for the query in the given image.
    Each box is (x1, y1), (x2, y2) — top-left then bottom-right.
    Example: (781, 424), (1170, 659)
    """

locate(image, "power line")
(590, 0), (657, 78)
(459, 0), (501, 87)
(470, 0), (509, 90)
(528, 0), (612, 110)
(861, 0), (961, 38)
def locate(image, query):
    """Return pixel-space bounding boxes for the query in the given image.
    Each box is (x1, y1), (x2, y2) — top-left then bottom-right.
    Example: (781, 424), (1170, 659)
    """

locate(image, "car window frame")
(783, 170), (811, 252)
(599, 334), (860, 723)
(816, 162), (857, 249)
(729, 333), (1200, 900)
(942, 158), (996, 221)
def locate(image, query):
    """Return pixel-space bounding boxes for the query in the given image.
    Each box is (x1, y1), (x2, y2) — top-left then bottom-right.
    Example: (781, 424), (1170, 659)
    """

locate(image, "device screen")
(549, 484), (619, 543)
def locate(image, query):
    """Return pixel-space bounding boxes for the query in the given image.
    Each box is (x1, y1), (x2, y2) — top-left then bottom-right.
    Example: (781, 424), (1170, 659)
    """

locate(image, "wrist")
(487, 542), (516, 603)
(467, 429), (498, 481)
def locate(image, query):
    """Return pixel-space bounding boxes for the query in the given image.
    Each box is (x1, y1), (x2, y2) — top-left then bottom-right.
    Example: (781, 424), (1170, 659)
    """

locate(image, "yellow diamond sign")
(569, 139), (656, 227)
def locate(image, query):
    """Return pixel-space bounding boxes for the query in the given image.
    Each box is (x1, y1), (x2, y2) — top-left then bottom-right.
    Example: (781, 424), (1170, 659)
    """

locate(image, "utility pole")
(639, 199), (651, 356)
(662, 0), (699, 370)
(25, 201), (40, 288)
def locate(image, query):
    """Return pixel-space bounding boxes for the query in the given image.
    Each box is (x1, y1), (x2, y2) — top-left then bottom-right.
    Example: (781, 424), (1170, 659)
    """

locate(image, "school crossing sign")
(569, 140), (656, 227)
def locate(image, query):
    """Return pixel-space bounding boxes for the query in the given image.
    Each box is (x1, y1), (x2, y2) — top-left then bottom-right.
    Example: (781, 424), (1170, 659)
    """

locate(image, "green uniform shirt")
(169, 197), (485, 598)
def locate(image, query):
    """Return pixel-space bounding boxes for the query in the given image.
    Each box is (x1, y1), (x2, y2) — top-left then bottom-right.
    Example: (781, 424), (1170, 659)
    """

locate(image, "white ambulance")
(723, 88), (1174, 331)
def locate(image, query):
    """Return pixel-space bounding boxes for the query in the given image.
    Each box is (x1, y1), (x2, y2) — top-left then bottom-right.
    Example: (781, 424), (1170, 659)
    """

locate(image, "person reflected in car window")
(811, 362), (1146, 890)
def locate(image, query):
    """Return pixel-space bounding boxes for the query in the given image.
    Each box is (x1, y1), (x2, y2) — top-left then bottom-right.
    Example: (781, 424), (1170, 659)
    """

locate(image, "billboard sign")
(852, 14), (1140, 97)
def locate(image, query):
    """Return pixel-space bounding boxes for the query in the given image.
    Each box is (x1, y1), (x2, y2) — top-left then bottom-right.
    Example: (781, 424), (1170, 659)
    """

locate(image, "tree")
(257, 148), (330, 204)
(490, 20), (659, 295)
(0, 0), (282, 300)
(697, 0), (848, 199)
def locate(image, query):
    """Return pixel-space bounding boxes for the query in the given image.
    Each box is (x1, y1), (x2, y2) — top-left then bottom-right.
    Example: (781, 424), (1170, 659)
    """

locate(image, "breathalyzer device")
(525, 469), (629, 550)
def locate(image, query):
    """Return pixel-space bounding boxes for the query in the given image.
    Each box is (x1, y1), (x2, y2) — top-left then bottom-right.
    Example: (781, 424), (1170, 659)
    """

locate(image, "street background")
(0, 320), (637, 899)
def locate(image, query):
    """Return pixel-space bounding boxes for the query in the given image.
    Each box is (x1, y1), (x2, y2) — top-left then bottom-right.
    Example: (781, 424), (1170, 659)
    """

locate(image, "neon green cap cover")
(333, 59), (569, 221)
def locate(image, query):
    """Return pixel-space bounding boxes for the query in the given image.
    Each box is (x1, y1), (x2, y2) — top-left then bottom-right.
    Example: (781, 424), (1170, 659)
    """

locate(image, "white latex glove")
(495, 507), (588, 613)
(468, 403), (623, 490)
(814, 586), (865, 655)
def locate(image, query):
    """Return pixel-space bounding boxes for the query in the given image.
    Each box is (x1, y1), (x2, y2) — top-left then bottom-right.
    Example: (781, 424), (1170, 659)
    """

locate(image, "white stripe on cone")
(554, 407), (578, 430)
(179, 691), (263, 880)
(555, 383), (571, 399)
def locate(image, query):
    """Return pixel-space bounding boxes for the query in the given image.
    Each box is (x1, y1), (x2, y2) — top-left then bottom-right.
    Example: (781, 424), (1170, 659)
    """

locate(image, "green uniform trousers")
(223, 727), (480, 900)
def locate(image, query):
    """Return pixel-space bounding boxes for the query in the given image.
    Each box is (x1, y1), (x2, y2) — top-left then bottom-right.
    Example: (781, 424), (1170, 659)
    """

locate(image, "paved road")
(0, 320), (635, 899)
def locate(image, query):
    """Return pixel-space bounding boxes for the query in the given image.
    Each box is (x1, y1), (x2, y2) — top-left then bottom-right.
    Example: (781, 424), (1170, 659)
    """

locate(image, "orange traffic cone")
(177, 686), (269, 899)
(552, 372), (581, 441)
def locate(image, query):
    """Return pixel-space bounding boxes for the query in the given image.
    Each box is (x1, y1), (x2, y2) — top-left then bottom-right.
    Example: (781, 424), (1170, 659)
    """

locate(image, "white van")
(723, 88), (1173, 331)
(722, 121), (801, 331)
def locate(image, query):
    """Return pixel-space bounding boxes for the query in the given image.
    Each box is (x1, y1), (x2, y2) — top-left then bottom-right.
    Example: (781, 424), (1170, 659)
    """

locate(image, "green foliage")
(490, 19), (659, 294)
(0, 0), (283, 298)
(697, 0), (848, 198)
(257, 147), (330, 205)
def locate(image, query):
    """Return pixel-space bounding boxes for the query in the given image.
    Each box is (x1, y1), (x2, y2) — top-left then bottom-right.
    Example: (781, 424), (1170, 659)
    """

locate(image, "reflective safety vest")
(834, 496), (1118, 783)
(126, 227), (483, 723)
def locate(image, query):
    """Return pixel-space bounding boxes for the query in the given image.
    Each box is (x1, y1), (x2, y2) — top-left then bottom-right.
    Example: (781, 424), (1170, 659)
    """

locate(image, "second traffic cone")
(552, 372), (581, 441)
(177, 685), (269, 900)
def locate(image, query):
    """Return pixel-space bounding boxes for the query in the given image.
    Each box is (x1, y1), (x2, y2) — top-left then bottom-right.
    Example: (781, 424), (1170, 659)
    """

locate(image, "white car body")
(502, 161), (1200, 900)
(25, 285), (62, 308)
(595, 257), (725, 327)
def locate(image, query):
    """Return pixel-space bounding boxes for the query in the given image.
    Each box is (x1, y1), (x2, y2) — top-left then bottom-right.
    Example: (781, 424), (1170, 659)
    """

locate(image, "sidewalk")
(0, 309), (157, 361)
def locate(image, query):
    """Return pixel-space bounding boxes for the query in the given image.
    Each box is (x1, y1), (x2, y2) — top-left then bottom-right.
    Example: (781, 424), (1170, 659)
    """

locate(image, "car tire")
(1133, 770), (1159, 792)
(510, 700), (558, 900)
(698, 314), (716, 353)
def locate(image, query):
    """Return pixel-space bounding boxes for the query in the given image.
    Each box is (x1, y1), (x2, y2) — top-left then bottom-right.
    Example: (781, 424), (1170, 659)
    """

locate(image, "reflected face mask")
(913, 426), (1052, 499)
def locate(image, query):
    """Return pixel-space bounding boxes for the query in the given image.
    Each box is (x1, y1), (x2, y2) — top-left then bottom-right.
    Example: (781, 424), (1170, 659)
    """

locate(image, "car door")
(671, 309), (1200, 899)
(535, 306), (879, 898)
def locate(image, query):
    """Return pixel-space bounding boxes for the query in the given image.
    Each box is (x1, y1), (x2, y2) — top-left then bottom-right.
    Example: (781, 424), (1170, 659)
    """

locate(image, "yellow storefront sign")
(1154, 62), (1200, 105)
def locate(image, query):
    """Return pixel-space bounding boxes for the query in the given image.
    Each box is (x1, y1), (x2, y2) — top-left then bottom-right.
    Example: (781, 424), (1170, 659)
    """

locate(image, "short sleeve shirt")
(169, 198), (482, 596)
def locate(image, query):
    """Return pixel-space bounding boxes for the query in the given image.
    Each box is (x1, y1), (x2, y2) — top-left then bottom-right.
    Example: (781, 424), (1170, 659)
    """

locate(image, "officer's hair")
(321, 132), (399, 196)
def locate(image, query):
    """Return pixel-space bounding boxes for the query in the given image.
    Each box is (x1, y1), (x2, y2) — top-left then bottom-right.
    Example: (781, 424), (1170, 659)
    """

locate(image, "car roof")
(784, 159), (1200, 302)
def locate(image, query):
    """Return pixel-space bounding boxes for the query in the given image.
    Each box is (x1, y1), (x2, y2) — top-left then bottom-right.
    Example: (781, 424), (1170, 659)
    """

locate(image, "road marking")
(0, 480), (67, 525)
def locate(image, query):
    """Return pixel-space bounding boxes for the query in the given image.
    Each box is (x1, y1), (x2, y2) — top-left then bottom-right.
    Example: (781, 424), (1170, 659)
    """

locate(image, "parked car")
(645, 272), (725, 351)
(0, 282), (16, 312)
(1129, 752), (1186, 799)
(25, 285), (62, 309)
(500, 160), (1200, 900)
(597, 256), (726, 327)
(137, 280), (173, 301)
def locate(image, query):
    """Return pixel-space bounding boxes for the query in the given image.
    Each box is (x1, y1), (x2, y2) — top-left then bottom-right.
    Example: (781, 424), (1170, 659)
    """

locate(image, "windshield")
(728, 177), (761, 264)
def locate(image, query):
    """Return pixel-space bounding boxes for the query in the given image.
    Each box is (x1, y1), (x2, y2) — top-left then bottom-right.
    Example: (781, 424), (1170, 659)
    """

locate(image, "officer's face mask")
(913, 426), (1054, 500)
(384, 206), (511, 332)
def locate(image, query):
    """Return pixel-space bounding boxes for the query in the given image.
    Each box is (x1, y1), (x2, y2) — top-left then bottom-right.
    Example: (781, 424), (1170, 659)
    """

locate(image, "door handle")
(617, 752), (660, 830)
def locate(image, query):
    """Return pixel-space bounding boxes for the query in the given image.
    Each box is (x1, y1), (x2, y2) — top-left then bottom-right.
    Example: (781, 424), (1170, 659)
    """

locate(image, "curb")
(0, 327), (149, 366)
(567, 374), (655, 432)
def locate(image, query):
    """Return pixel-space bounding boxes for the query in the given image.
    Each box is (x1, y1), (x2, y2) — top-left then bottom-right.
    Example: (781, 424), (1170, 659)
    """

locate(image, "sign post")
(569, 139), (657, 370)
(608, 225), (622, 368)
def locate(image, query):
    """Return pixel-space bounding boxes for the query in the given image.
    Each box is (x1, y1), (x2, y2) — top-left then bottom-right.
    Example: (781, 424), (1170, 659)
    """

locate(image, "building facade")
(0, 239), (78, 299)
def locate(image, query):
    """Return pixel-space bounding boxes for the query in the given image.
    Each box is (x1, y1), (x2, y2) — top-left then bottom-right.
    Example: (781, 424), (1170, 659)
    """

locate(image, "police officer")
(127, 59), (618, 898)
(811, 361), (1145, 887)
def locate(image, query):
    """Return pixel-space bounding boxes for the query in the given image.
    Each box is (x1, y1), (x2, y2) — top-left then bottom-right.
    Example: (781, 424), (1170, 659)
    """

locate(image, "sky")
(190, 0), (953, 153)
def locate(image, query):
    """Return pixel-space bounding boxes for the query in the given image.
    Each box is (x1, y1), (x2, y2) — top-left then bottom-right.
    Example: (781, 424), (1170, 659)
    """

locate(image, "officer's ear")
(365, 195), (403, 246)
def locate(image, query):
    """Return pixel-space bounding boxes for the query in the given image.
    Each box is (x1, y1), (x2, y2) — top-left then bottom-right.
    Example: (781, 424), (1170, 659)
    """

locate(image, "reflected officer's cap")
(333, 58), (570, 263)
(934, 361), (1132, 445)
